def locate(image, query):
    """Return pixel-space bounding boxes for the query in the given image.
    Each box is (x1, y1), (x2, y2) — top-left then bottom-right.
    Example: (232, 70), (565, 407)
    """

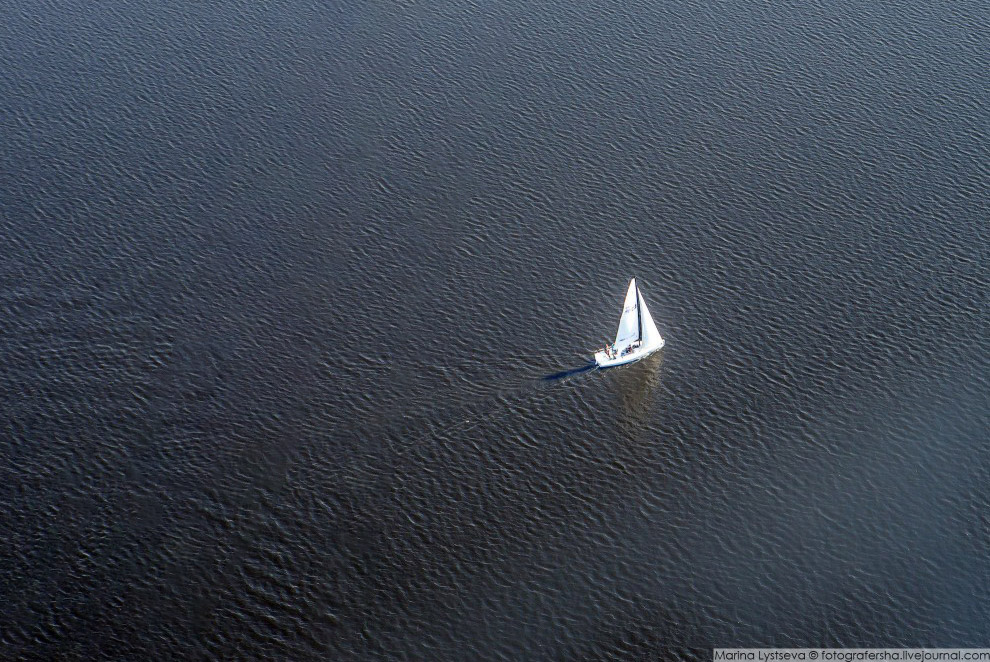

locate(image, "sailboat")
(594, 278), (665, 368)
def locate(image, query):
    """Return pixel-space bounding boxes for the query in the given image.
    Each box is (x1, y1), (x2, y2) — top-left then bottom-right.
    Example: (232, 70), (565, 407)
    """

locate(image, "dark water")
(1, 0), (987, 658)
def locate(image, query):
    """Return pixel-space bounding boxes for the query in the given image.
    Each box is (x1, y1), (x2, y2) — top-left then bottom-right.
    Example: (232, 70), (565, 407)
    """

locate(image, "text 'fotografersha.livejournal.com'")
(714, 650), (990, 662)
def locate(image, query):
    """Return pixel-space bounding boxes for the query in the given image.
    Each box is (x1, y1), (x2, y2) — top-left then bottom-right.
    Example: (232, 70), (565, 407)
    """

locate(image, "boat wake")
(541, 362), (597, 381)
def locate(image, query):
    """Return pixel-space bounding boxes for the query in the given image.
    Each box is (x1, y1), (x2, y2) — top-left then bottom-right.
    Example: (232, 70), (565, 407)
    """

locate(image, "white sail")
(613, 278), (640, 348)
(638, 287), (662, 347)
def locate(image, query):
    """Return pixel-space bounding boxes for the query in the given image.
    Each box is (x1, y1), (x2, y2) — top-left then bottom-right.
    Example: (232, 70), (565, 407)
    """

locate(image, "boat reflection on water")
(608, 349), (665, 434)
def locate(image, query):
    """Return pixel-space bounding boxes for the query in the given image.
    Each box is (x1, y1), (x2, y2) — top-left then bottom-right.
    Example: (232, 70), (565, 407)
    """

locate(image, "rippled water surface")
(1, 0), (987, 659)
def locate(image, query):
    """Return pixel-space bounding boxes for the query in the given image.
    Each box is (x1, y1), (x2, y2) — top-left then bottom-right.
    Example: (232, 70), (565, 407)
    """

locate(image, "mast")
(636, 284), (643, 342)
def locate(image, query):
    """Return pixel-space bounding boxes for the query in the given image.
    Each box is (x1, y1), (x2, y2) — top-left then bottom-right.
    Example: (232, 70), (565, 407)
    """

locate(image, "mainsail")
(613, 278), (641, 348)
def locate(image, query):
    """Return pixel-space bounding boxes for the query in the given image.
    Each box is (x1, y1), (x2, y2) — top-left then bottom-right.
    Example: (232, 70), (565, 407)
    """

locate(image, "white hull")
(595, 337), (664, 368)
